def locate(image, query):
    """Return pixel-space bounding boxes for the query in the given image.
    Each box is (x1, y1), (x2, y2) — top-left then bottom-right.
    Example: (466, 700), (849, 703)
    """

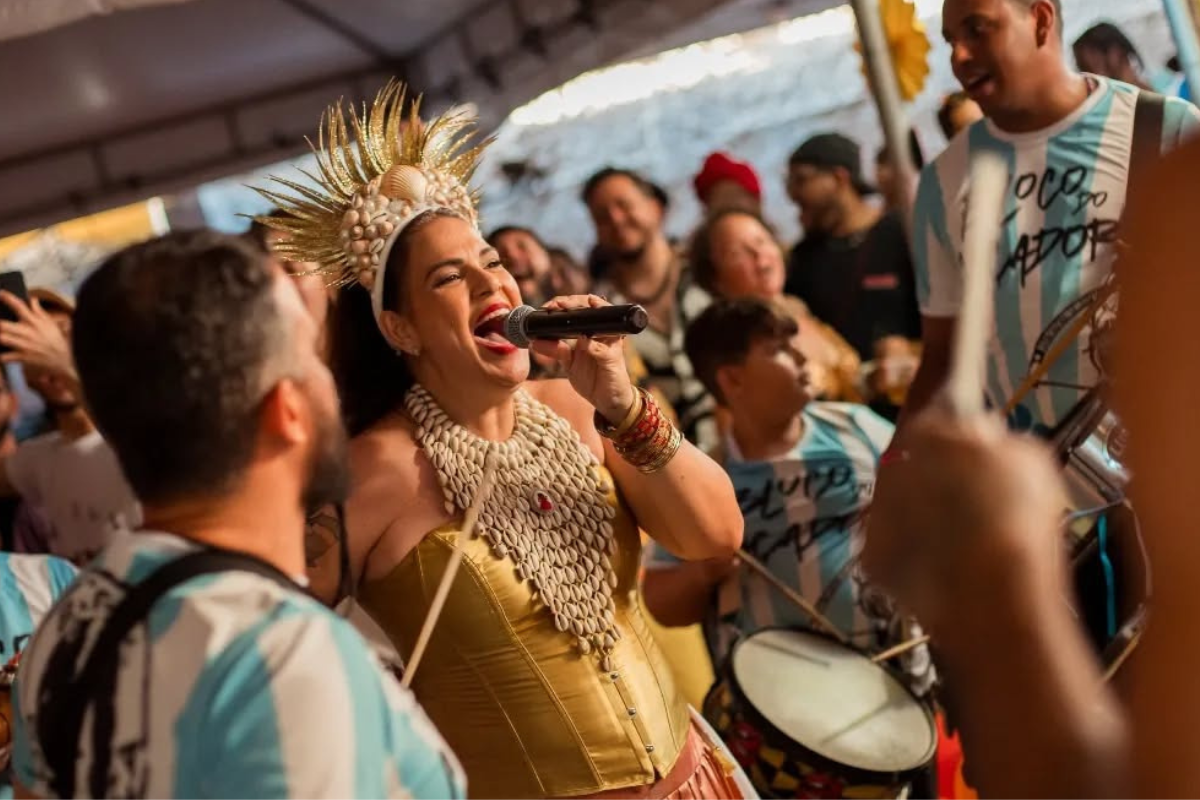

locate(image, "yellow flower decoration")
(855, 0), (932, 102)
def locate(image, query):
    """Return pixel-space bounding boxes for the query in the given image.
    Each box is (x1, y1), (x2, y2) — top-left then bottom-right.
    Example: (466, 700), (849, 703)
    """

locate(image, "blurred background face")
(586, 175), (664, 259)
(266, 229), (331, 331)
(708, 213), (786, 300)
(1073, 43), (1130, 80)
(493, 229), (552, 303)
(547, 249), (591, 297)
(786, 163), (843, 233)
(1073, 43), (1104, 74)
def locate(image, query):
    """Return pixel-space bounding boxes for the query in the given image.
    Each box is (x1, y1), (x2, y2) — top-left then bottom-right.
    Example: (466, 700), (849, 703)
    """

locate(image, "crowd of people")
(0, 0), (1195, 797)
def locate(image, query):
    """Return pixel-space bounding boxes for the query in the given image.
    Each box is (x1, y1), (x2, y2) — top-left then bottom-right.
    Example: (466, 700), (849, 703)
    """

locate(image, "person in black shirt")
(783, 133), (921, 363)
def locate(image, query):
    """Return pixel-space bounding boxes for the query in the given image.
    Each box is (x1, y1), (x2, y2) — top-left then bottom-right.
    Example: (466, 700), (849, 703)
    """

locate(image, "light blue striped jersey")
(0, 553), (76, 662)
(913, 76), (1200, 435)
(646, 402), (894, 664)
(0, 554), (77, 800)
(11, 532), (465, 799)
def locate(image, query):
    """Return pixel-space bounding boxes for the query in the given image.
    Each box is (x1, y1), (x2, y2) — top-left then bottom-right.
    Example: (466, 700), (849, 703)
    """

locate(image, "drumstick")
(738, 550), (849, 645)
(401, 456), (498, 689)
(1102, 628), (1143, 684)
(946, 150), (1009, 417)
(871, 634), (932, 664)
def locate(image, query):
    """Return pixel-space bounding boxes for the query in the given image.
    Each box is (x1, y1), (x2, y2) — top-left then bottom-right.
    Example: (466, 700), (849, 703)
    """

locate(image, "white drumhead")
(732, 629), (935, 773)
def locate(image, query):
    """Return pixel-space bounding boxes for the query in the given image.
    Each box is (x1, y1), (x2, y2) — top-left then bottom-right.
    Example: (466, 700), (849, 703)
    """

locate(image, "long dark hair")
(330, 208), (460, 437)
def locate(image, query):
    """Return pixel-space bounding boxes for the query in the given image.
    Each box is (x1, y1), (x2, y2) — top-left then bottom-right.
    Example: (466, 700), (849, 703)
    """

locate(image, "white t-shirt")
(5, 431), (141, 565)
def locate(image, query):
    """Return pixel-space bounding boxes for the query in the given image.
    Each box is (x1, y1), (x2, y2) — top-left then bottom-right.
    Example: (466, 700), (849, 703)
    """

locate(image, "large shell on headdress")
(380, 165), (429, 203)
(250, 78), (493, 288)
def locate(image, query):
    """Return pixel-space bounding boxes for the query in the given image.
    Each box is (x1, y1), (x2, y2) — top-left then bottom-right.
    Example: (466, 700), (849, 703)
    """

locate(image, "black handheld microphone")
(503, 304), (649, 348)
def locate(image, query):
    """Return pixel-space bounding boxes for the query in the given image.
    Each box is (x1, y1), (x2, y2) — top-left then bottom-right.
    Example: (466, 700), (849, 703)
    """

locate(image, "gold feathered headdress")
(254, 79), (491, 322)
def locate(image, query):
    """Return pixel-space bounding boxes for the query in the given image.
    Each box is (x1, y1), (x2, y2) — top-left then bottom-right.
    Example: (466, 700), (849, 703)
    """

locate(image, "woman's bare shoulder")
(350, 414), (419, 478)
(347, 416), (438, 529)
(347, 412), (456, 579)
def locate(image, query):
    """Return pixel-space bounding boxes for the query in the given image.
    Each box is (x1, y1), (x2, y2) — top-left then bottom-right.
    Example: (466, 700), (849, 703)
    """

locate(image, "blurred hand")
(864, 408), (1068, 632)
(0, 291), (76, 381)
(530, 295), (635, 423)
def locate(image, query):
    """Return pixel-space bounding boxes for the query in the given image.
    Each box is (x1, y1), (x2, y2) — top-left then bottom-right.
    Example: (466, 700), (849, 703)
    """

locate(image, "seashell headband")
(254, 79), (491, 325)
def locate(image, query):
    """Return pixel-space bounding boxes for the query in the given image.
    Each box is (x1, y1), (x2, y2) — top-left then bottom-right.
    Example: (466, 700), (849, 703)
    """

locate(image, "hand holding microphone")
(519, 295), (644, 424)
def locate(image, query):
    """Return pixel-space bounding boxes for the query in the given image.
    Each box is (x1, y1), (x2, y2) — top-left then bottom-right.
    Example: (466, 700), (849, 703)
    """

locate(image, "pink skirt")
(580, 711), (758, 800)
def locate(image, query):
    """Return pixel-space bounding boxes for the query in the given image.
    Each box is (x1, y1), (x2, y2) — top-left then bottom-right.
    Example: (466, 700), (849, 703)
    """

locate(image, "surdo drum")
(704, 628), (936, 799)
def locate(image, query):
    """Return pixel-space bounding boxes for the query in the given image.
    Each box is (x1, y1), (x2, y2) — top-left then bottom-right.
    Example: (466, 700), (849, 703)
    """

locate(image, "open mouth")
(472, 305), (516, 353)
(963, 73), (995, 97)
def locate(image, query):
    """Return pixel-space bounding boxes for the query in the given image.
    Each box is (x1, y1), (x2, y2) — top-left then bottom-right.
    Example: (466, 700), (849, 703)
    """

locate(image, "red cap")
(693, 152), (762, 204)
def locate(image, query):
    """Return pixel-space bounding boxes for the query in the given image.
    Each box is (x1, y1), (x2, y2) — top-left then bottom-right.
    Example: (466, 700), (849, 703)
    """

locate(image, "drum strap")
(1126, 90), (1167, 224)
(1004, 90), (1165, 414)
(40, 548), (298, 799)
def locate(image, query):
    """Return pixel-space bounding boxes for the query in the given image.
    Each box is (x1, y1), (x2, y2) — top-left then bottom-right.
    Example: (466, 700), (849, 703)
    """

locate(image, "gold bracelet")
(595, 388), (646, 438)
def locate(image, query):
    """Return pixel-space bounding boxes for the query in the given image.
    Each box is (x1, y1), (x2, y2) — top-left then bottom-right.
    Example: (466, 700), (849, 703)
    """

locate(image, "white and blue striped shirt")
(914, 76), (1200, 435)
(646, 402), (894, 664)
(0, 553), (77, 800)
(11, 532), (465, 799)
(0, 553), (77, 661)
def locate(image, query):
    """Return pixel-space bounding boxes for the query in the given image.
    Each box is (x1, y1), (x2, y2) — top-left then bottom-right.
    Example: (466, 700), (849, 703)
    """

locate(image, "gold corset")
(359, 467), (691, 799)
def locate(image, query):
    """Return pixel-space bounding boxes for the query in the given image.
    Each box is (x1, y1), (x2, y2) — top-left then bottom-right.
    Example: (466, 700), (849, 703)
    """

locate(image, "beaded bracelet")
(595, 387), (683, 474)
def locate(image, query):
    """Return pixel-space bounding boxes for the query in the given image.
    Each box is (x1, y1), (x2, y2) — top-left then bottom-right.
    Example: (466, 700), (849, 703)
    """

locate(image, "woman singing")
(258, 82), (747, 799)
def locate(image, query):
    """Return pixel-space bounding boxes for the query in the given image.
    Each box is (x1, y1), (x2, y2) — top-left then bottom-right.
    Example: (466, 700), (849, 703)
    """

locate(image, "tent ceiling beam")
(279, 0), (399, 64)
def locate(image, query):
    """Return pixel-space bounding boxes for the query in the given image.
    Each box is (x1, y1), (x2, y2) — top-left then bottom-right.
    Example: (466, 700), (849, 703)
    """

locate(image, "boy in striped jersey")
(10, 232), (463, 799)
(642, 299), (925, 681)
(902, 0), (1200, 436)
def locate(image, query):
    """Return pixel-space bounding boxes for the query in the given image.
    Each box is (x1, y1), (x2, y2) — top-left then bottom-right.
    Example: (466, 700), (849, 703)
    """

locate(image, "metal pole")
(849, 0), (918, 236)
(1164, 0), (1200, 99)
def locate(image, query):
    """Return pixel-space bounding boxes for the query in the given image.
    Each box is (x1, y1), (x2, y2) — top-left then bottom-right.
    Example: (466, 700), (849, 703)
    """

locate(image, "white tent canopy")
(0, 0), (833, 237)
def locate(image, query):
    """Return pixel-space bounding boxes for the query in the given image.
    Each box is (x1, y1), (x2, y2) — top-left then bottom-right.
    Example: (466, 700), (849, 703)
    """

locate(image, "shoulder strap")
(1126, 90), (1166, 227)
(42, 548), (297, 798)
